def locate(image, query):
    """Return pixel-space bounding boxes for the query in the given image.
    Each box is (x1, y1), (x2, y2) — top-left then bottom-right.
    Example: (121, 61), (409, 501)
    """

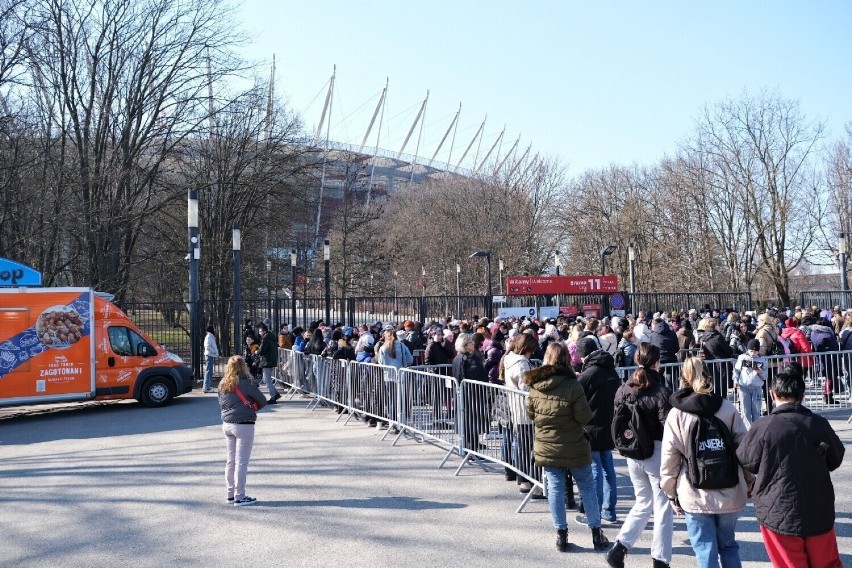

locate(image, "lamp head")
(232, 223), (241, 251)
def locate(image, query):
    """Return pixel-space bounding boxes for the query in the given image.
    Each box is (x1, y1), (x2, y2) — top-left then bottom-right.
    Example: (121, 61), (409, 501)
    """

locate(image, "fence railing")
(272, 347), (852, 512)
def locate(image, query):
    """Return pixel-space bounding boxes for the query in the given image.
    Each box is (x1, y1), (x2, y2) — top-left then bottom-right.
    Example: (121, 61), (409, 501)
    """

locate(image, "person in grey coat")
(218, 355), (267, 506)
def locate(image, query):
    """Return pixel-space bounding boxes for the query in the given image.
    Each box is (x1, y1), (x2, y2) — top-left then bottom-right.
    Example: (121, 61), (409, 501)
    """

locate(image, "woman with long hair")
(376, 329), (414, 432)
(606, 343), (674, 568)
(526, 342), (610, 552)
(218, 355), (267, 506)
(660, 357), (750, 568)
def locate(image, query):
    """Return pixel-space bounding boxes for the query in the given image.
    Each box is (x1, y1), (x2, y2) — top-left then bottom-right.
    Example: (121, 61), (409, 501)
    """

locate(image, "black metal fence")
(628, 292), (753, 315)
(800, 291), (852, 310)
(121, 290), (759, 374)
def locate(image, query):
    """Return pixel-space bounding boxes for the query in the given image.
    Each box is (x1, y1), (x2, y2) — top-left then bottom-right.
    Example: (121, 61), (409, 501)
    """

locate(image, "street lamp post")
(840, 233), (848, 294)
(470, 250), (493, 320)
(421, 265), (426, 297)
(628, 242), (636, 295)
(324, 239), (331, 325)
(498, 258), (504, 295)
(290, 249), (297, 328)
(600, 245), (617, 276)
(187, 190), (200, 382)
(232, 223), (241, 355)
(456, 260), (461, 318)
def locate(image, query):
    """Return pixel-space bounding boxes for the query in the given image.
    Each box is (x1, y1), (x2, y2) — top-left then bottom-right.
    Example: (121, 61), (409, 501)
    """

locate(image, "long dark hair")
(629, 343), (660, 390)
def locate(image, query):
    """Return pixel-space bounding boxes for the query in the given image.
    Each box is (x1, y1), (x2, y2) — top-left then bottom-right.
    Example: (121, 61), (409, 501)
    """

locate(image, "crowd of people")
(225, 304), (847, 566)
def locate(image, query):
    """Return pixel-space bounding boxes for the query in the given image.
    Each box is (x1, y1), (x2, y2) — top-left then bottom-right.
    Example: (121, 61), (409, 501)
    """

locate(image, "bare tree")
(22, 0), (244, 303)
(690, 91), (825, 305)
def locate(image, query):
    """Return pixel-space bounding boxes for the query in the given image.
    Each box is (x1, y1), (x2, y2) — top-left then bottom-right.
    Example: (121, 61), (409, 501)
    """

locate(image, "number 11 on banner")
(587, 278), (602, 291)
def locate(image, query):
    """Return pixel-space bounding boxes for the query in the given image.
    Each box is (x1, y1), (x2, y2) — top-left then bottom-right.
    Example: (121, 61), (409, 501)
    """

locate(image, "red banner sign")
(506, 275), (619, 296)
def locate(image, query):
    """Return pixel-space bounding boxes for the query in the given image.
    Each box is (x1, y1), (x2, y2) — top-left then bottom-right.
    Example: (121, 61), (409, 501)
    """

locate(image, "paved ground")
(1, 393), (850, 568)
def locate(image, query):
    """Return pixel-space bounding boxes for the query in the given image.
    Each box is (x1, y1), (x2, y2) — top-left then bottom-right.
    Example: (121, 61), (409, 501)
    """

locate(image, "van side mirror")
(138, 343), (157, 357)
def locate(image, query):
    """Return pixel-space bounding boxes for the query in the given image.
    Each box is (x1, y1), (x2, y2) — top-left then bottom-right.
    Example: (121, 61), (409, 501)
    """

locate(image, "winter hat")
(383, 323), (395, 332)
(395, 330), (407, 340)
(747, 339), (761, 351)
(576, 337), (598, 358)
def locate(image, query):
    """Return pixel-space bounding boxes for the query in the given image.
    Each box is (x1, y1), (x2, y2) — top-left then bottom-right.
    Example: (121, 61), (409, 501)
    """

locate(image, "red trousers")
(760, 525), (842, 568)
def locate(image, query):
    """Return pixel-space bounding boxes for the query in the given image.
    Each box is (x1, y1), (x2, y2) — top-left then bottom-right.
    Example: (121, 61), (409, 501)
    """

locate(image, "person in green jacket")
(526, 341), (610, 553)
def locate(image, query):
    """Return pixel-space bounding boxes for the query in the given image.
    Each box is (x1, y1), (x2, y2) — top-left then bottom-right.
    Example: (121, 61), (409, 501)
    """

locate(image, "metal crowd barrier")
(272, 345), (852, 515)
(397, 368), (460, 465)
(342, 361), (401, 436)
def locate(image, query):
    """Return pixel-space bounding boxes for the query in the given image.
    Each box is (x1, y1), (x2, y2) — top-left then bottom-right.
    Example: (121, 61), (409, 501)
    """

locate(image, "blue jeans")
(591, 450), (618, 521)
(543, 464), (600, 530)
(204, 355), (215, 390)
(684, 511), (742, 568)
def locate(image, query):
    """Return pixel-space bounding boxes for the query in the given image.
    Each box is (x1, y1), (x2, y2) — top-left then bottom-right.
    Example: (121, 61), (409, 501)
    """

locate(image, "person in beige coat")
(660, 356), (752, 568)
(754, 313), (779, 413)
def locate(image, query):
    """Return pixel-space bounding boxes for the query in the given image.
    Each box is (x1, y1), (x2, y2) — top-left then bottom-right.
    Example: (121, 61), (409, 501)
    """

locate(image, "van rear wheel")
(140, 377), (173, 407)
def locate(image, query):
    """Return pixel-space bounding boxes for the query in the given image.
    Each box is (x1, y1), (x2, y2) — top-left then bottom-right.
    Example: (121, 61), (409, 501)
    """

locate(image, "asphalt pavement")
(1, 393), (850, 568)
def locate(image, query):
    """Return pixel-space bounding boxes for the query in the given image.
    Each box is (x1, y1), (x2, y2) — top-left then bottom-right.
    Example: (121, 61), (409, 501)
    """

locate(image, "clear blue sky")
(237, 1), (852, 174)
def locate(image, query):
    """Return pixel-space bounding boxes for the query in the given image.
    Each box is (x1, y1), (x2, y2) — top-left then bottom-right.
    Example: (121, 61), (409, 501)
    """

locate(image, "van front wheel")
(140, 377), (173, 407)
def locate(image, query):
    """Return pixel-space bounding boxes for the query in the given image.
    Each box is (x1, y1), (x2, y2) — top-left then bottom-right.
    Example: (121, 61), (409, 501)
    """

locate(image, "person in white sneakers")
(218, 355), (266, 506)
(203, 325), (220, 393)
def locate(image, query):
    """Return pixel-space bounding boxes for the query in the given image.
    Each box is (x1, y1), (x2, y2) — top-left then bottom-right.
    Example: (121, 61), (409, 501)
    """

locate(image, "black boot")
(652, 559), (670, 568)
(556, 529), (569, 552)
(606, 540), (628, 568)
(592, 527), (610, 550)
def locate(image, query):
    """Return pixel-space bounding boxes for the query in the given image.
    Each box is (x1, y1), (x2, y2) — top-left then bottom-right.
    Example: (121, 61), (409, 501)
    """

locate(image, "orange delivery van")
(0, 287), (193, 407)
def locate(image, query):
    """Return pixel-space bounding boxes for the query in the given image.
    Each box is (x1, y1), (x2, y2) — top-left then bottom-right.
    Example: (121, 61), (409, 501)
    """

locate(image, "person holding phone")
(733, 339), (767, 429)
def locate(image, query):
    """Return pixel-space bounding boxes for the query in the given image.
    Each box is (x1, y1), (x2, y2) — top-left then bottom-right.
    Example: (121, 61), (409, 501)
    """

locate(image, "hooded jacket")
(736, 403), (845, 537)
(660, 388), (751, 515)
(502, 351), (532, 390)
(502, 350), (533, 425)
(754, 318), (779, 367)
(576, 350), (619, 451)
(809, 323), (839, 352)
(650, 321), (679, 363)
(525, 364), (593, 468)
(780, 326), (813, 367)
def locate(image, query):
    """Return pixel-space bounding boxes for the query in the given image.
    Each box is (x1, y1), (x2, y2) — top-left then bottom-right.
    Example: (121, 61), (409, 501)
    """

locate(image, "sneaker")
(233, 496), (257, 506)
(271, 393), (282, 402)
(203, 388), (215, 393)
(518, 481), (533, 494)
(378, 422), (389, 430)
(266, 398), (278, 404)
(530, 487), (547, 500)
(574, 513), (589, 526)
(601, 518), (621, 527)
(389, 425), (400, 434)
(368, 419), (378, 427)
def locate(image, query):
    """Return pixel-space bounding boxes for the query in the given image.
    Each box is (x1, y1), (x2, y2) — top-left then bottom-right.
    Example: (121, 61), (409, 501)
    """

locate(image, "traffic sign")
(610, 292), (626, 310)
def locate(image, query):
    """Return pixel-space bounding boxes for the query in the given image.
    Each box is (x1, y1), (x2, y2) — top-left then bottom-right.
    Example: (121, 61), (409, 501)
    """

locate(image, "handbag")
(235, 386), (259, 411)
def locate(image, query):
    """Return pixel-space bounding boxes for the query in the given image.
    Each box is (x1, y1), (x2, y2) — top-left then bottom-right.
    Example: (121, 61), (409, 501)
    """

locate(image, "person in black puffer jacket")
(736, 365), (845, 567)
(649, 318), (679, 364)
(575, 338), (621, 525)
(698, 318), (734, 400)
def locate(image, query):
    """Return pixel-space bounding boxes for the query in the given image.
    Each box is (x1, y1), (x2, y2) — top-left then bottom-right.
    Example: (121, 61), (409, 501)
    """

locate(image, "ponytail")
(628, 342), (661, 391)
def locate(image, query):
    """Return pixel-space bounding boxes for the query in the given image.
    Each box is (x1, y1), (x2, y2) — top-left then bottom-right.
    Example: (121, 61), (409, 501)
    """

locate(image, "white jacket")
(204, 332), (219, 358)
(502, 351), (532, 426)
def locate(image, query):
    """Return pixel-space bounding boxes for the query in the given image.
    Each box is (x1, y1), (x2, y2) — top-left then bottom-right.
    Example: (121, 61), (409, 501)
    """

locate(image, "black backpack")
(612, 392), (654, 460)
(685, 414), (740, 490)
